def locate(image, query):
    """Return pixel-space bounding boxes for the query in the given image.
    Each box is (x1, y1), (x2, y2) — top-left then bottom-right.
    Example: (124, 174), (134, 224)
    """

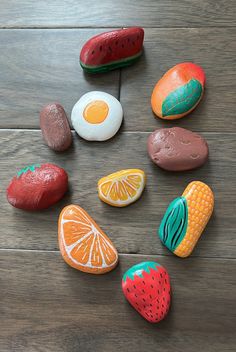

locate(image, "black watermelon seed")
(146, 313), (149, 316)
(127, 288), (130, 292)
(109, 46), (112, 52)
(151, 285), (154, 289)
(160, 273), (162, 278)
(143, 298), (146, 302)
(142, 289), (145, 293)
(149, 295), (152, 299)
(165, 279), (167, 284)
(152, 276), (154, 280)
(162, 304), (164, 308)
(115, 40), (119, 45)
(135, 294), (138, 298)
(164, 288), (166, 292)
(151, 315), (153, 318)
(159, 281), (161, 284)
(142, 281), (145, 285)
(158, 290), (160, 294)
(150, 304), (152, 307)
(163, 297), (165, 301)
(100, 46), (102, 51)
(92, 50), (95, 55)
(133, 285), (136, 289)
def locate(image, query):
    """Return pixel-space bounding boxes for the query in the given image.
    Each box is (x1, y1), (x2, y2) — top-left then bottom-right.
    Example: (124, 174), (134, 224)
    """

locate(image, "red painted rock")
(122, 262), (171, 323)
(147, 127), (209, 171)
(40, 103), (72, 152)
(7, 163), (68, 210)
(80, 27), (144, 73)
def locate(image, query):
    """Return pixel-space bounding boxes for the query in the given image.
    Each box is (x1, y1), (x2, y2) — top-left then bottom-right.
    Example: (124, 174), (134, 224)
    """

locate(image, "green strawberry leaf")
(159, 196), (188, 252)
(162, 79), (202, 117)
(17, 164), (41, 178)
(123, 261), (160, 282)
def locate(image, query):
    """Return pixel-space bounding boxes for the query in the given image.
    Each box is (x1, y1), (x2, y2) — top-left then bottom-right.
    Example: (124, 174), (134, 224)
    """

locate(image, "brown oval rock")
(40, 103), (72, 152)
(147, 127), (209, 171)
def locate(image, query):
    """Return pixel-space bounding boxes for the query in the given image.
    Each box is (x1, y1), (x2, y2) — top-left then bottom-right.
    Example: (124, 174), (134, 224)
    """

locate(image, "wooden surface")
(0, 1), (236, 351)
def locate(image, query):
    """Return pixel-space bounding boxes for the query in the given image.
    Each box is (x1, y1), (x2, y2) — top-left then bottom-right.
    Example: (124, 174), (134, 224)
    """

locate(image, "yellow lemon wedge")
(98, 169), (146, 207)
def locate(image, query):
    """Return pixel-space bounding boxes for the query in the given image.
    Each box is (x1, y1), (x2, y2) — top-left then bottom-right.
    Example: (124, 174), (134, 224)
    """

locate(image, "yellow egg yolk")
(83, 100), (109, 124)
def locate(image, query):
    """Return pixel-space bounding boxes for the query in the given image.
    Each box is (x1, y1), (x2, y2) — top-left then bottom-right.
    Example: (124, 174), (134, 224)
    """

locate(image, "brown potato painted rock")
(147, 127), (209, 171)
(40, 103), (72, 152)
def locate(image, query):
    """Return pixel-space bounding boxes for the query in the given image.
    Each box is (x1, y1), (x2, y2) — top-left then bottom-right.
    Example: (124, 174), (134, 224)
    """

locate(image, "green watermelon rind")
(80, 51), (142, 73)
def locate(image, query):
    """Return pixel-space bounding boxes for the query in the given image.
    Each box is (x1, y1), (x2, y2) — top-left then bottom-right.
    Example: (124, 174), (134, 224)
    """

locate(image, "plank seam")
(0, 248), (235, 260)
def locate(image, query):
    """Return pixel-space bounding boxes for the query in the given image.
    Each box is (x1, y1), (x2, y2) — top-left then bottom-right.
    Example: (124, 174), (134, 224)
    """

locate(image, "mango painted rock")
(159, 181), (214, 257)
(98, 169), (146, 207)
(58, 205), (118, 274)
(7, 163), (68, 210)
(40, 103), (72, 152)
(80, 27), (144, 73)
(147, 127), (209, 171)
(151, 62), (205, 120)
(122, 262), (171, 323)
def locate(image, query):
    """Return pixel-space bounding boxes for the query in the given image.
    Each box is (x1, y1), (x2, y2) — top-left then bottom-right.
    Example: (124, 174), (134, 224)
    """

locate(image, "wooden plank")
(1, 130), (235, 258)
(120, 28), (236, 132)
(0, 29), (119, 129)
(0, 1), (236, 28)
(1, 250), (235, 351)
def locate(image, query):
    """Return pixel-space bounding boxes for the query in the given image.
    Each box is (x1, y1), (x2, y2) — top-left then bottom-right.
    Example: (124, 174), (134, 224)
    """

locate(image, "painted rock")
(71, 91), (123, 141)
(159, 181), (214, 258)
(147, 127), (209, 171)
(58, 204), (118, 274)
(80, 27), (144, 73)
(122, 262), (171, 323)
(7, 163), (68, 210)
(40, 103), (72, 152)
(151, 62), (205, 120)
(98, 169), (146, 207)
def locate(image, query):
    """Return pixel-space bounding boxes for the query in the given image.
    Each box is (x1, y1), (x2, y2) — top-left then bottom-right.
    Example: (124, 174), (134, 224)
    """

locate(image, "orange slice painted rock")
(151, 62), (205, 120)
(58, 204), (118, 274)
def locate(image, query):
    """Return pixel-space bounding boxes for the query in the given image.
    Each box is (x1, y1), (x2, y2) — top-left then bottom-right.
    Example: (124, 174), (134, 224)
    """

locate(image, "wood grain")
(0, 0), (236, 28)
(0, 29), (119, 129)
(1, 130), (235, 258)
(120, 28), (236, 132)
(1, 250), (235, 352)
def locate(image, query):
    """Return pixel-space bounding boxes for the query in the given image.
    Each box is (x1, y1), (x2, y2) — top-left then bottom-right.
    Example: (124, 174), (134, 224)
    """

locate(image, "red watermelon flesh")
(80, 27), (144, 66)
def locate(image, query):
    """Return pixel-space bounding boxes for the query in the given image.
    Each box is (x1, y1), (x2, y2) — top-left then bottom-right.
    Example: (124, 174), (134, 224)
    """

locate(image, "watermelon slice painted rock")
(122, 262), (171, 323)
(151, 62), (205, 120)
(80, 27), (144, 73)
(6, 163), (68, 210)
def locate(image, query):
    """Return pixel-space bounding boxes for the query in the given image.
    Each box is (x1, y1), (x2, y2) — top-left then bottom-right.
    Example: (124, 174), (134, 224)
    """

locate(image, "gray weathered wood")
(1, 130), (235, 258)
(0, 0), (236, 28)
(1, 251), (235, 352)
(0, 29), (119, 129)
(120, 28), (236, 132)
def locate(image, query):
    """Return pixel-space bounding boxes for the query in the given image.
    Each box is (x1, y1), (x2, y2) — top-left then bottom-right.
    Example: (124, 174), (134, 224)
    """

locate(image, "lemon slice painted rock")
(98, 169), (146, 207)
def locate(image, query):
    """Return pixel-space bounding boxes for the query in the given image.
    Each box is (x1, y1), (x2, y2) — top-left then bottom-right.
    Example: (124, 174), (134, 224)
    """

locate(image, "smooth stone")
(40, 102), (72, 152)
(98, 169), (146, 207)
(71, 91), (123, 141)
(151, 62), (205, 120)
(159, 181), (214, 257)
(58, 204), (118, 274)
(80, 27), (144, 73)
(147, 127), (209, 171)
(7, 163), (68, 210)
(122, 262), (171, 323)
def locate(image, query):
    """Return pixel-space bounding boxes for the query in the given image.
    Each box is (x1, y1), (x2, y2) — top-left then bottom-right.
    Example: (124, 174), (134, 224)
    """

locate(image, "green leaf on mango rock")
(162, 79), (202, 117)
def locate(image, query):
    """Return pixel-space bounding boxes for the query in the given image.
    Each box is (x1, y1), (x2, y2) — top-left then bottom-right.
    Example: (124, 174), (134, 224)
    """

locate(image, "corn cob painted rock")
(80, 27), (144, 73)
(159, 181), (214, 257)
(151, 62), (205, 120)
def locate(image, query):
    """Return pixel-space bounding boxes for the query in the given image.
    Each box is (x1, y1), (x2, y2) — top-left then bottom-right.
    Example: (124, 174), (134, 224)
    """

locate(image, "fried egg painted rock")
(71, 91), (123, 141)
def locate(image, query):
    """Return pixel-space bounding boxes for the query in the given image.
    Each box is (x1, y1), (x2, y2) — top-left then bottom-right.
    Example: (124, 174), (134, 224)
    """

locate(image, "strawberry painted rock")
(151, 62), (205, 120)
(80, 27), (144, 73)
(122, 262), (171, 323)
(7, 163), (68, 210)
